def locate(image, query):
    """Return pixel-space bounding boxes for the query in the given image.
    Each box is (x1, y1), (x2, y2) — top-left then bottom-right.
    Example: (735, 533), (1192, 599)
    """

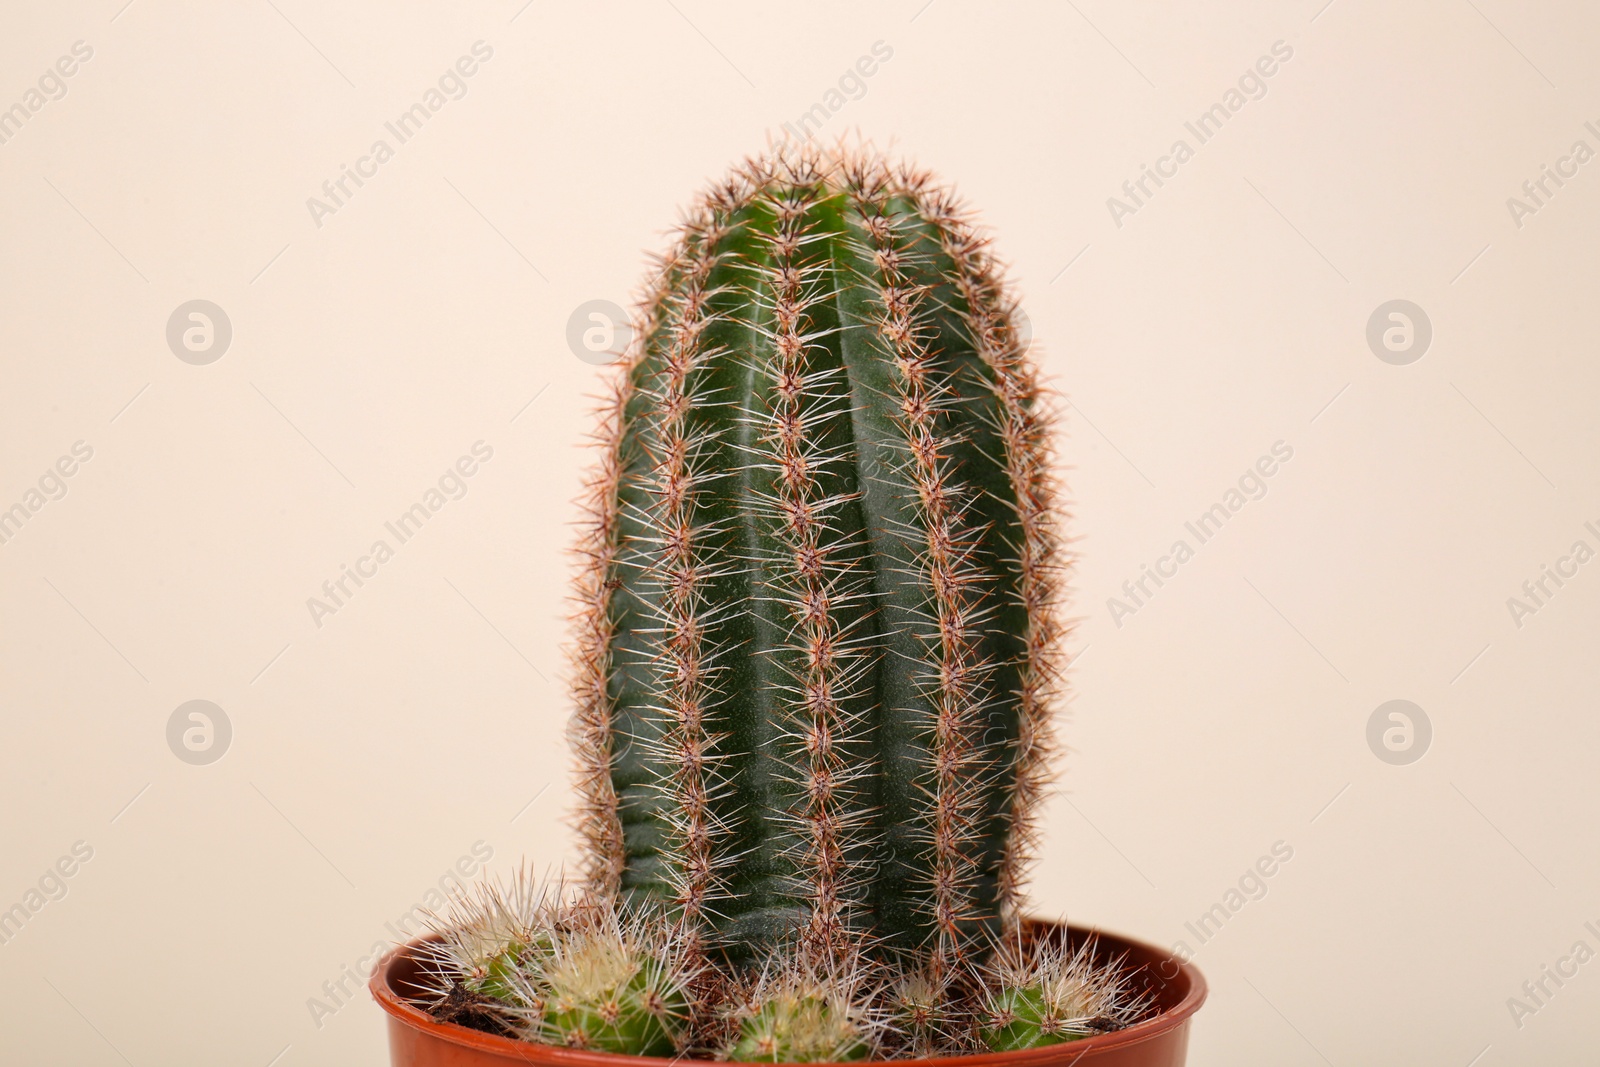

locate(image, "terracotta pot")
(372, 921), (1204, 1067)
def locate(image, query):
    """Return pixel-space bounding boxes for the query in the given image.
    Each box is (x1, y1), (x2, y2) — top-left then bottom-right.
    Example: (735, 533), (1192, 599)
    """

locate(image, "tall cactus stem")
(569, 143), (1064, 975)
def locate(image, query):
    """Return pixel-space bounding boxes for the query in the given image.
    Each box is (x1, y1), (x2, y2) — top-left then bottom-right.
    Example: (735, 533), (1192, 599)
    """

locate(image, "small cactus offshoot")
(414, 870), (564, 1030)
(888, 970), (972, 1059)
(729, 953), (880, 1063)
(522, 907), (693, 1055)
(979, 939), (1150, 1051)
(406, 143), (1157, 1059)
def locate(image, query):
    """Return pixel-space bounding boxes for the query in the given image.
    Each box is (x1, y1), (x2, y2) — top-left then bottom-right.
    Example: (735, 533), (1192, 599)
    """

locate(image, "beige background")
(3, 1), (1598, 1064)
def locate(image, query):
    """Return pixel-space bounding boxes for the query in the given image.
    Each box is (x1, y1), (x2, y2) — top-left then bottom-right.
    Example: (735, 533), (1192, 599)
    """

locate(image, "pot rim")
(370, 921), (1206, 1066)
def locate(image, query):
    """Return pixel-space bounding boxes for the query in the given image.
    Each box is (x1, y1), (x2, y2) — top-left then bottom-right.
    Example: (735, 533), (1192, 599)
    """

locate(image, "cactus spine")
(571, 145), (1064, 976)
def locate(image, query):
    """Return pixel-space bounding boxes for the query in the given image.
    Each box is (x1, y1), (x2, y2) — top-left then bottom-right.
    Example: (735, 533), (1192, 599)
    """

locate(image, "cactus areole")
(571, 146), (1064, 975)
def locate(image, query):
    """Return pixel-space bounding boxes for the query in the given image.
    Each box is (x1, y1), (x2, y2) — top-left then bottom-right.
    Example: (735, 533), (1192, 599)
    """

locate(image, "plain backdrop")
(2, 1), (1598, 1065)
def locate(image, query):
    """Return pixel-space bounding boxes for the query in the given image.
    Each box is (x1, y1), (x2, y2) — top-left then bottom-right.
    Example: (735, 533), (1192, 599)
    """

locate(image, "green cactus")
(888, 970), (971, 1058)
(979, 939), (1147, 1051)
(734, 991), (869, 1063)
(570, 144), (1064, 978)
(522, 909), (693, 1055)
(729, 955), (878, 1063)
(410, 146), (1169, 1061)
(472, 941), (532, 1005)
(417, 871), (560, 1027)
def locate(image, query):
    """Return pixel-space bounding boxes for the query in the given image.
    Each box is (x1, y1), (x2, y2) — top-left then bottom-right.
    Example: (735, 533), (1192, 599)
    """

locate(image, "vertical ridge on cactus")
(569, 143), (1066, 975)
(572, 384), (630, 900)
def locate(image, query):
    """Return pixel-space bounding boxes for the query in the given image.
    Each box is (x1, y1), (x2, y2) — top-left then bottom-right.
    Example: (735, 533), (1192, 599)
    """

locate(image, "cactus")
(888, 969), (972, 1058)
(518, 907), (694, 1055)
(728, 951), (881, 1063)
(570, 143), (1064, 979)
(416, 871), (561, 1031)
(979, 939), (1148, 1051)
(412, 146), (1165, 1060)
